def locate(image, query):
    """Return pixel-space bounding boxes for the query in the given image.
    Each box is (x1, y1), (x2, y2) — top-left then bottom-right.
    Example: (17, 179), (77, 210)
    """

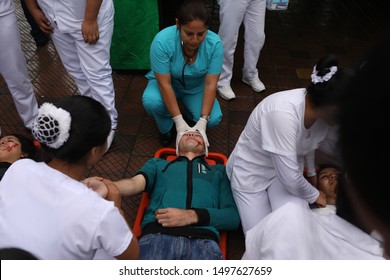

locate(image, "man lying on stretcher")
(84, 130), (240, 260)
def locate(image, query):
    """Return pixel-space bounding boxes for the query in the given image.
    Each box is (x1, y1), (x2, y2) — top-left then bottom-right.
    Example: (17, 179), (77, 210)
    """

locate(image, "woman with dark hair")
(226, 55), (354, 234)
(0, 95), (139, 260)
(142, 0), (223, 147)
(0, 133), (39, 180)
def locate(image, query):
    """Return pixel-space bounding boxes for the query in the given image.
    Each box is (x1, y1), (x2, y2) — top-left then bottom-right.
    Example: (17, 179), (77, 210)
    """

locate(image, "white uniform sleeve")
(318, 125), (339, 155)
(93, 206), (133, 258)
(305, 150), (316, 177)
(261, 111), (299, 157)
(271, 152), (319, 203)
(316, 125), (343, 167)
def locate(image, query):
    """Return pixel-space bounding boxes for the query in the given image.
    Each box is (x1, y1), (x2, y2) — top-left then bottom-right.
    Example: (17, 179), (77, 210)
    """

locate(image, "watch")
(200, 114), (210, 121)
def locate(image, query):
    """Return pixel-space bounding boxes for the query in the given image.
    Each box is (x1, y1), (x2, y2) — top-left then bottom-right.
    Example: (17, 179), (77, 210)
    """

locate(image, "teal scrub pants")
(142, 79), (222, 134)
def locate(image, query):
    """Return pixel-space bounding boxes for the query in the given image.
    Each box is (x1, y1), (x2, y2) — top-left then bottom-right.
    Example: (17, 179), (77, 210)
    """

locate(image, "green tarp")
(110, 0), (160, 70)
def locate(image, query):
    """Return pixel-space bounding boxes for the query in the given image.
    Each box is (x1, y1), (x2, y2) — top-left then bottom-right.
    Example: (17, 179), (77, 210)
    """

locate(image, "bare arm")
(82, 0), (103, 44)
(24, 0), (53, 33)
(83, 174), (146, 197)
(190, 73), (220, 146)
(154, 73), (181, 118)
(202, 73), (220, 116)
(114, 174), (146, 196)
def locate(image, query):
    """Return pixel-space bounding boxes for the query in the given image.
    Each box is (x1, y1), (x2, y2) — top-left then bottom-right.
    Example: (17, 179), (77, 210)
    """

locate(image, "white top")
(311, 204), (336, 215)
(242, 202), (385, 260)
(36, 0), (114, 32)
(0, 0), (14, 17)
(226, 89), (330, 195)
(0, 159), (132, 260)
(315, 124), (343, 168)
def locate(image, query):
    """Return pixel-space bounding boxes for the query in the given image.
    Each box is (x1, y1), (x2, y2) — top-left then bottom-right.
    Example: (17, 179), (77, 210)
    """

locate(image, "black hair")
(317, 163), (341, 173)
(9, 134), (39, 161)
(0, 247), (38, 260)
(41, 95), (111, 163)
(176, 0), (210, 27)
(306, 55), (354, 109)
(339, 36), (390, 227)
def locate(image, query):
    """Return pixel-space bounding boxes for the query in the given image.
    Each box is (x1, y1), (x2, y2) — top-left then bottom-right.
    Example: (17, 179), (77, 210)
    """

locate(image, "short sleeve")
(93, 206), (132, 258)
(261, 111), (299, 156)
(207, 40), (223, 75)
(150, 34), (171, 75)
(137, 158), (158, 193)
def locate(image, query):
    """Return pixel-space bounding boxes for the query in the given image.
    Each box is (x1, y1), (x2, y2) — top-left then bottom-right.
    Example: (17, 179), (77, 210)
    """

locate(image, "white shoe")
(217, 85), (236, 100)
(242, 77), (266, 92)
(105, 129), (115, 153)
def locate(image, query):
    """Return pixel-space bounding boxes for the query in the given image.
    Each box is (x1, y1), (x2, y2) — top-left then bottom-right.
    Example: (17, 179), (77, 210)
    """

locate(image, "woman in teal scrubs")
(142, 0), (223, 147)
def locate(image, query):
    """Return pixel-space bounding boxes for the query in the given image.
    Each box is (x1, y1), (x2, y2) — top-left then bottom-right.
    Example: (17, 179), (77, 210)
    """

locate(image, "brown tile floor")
(1, 0), (389, 259)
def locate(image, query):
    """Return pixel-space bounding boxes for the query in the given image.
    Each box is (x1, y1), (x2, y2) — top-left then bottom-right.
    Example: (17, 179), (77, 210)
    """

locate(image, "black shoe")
(159, 126), (176, 147)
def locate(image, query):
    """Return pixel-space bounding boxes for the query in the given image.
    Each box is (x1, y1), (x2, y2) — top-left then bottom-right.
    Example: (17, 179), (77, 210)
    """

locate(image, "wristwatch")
(200, 114), (210, 122)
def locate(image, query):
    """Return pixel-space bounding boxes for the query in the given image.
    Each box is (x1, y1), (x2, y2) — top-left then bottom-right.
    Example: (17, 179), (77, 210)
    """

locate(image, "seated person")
(85, 130), (240, 260)
(0, 134), (39, 180)
(241, 165), (386, 260)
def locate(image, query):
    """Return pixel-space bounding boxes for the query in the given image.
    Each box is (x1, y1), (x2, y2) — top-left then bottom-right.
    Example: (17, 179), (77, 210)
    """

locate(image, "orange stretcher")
(132, 147), (229, 259)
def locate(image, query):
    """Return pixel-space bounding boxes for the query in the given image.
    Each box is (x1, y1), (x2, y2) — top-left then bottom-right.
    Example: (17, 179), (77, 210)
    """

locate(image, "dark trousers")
(20, 0), (48, 44)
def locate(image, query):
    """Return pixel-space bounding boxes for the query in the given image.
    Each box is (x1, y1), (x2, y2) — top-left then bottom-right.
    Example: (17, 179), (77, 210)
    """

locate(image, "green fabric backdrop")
(110, 0), (159, 70)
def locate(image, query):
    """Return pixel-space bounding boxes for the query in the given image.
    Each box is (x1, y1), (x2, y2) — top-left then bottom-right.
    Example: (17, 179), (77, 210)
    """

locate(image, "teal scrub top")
(145, 25), (223, 94)
(137, 156), (240, 239)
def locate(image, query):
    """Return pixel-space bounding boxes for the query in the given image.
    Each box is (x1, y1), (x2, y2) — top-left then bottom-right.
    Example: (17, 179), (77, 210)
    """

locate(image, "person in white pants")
(25, 0), (117, 150)
(226, 55), (354, 234)
(0, 0), (38, 130)
(242, 166), (385, 260)
(216, 0), (267, 100)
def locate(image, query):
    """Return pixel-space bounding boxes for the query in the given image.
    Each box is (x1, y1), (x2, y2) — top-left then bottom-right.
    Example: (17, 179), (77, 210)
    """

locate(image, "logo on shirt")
(197, 163), (207, 174)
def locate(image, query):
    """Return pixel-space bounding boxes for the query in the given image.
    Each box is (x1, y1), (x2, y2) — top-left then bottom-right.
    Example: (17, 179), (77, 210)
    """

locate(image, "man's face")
(179, 131), (205, 154)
